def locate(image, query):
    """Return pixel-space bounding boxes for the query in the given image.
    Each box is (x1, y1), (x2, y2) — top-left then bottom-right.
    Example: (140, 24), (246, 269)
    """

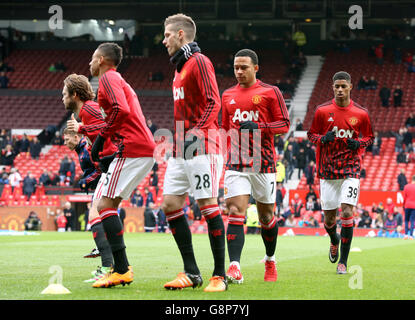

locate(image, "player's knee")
(258, 212), (274, 225)
(228, 204), (244, 216)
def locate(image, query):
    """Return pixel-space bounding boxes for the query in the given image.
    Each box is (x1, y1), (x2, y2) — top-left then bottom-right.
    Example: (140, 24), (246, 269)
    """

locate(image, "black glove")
(239, 121), (259, 132)
(79, 178), (89, 194)
(321, 131), (335, 144)
(183, 135), (199, 160)
(91, 134), (105, 162)
(99, 152), (117, 173)
(346, 138), (360, 150)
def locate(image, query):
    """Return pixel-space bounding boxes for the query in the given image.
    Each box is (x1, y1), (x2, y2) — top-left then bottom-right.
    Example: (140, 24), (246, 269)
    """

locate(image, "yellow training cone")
(41, 283), (71, 295)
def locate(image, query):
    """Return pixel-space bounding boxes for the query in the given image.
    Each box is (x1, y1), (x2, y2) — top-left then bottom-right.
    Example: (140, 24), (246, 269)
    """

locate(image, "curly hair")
(63, 74), (95, 102)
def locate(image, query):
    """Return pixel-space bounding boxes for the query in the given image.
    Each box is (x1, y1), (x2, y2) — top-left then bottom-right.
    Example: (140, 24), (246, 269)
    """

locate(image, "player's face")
(163, 25), (182, 57)
(62, 85), (77, 112)
(89, 49), (102, 77)
(333, 80), (352, 100)
(234, 56), (258, 87)
(63, 134), (78, 151)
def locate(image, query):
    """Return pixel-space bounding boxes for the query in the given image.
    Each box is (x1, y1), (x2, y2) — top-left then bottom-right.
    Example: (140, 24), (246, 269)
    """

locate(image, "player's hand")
(99, 152), (117, 173)
(239, 121), (259, 132)
(79, 178), (89, 194)
(321, 131), (335, 144)
(346, 138), (360, 150)
(67, 114), (80, 133)
(91, 134), (104, 162)
(183, 135), (199, 160)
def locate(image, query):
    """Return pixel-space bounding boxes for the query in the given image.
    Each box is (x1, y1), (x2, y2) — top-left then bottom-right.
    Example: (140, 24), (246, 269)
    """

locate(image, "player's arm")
(257, 87), (290, 135)
(98, 73), (130, 139)
(190, 55), (221, 138)
(77, 104), (107, 142)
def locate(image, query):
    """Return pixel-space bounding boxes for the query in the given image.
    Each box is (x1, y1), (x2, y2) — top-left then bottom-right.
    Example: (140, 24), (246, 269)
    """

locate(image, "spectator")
(367, 76), (378, 90)
(144, 202), (157, 232)
(284, 144), (295, 181)
(305, 185), (317, 202)
(1, 144), (16, 166)
(54, 61), (66, 72)
(379, 85), (390, 107)
(59, 156), (71, 182)
(295, 147), (307, 179)
(371, 131), (382, 156)
(0, 60), (14, 72)
(393, 47), (402, 64)
(292, 27), (307, 54)
(397, 150), (407, 164)
(275, 135), (284, 155)
(374, 43), (384, 65)
(18, 134), (30, 153)
(56, 210), (67, 232)
(24, 211), (42, 231)
(0, 172), (9, 185)
(290, 193), (303, 218)
(39, 169), (52, 186)
(358, 209), (372, 228)
(157, 208), (167, 233)
(63, 201), (75, 231)
(0, 71), (9, 88)
(51, 131), (63, 145)
(403, 127), (413, 150)
(48, 63), (57, 73)
(393, 85), (403, 107)
(305, 141), (316, 163)
(8, 168), (22, 191)
(403, 175), (415, 238)
(392, 128), (405, 153)
(378, 212), (401, 238)
(276, 156), (285, 184)
(146, 118), (157, 135)
(144, 187), (154, 207)
(357, 75), (369, 90)
(385, 197), (395, 214)
(405, 112), (415, 128)
(123, 33), (131, 58)
(275, 183), (284, 214)
(23, 171), (37, 200)
(295, 118), (303, 131)
(304, 160), (316, 187)
(130, 189), (144, 207)
(407, 61), (415, 73)
(371, 212), (384, 229)
(284, 213), (296, 227)
(29, 136), (41, 160)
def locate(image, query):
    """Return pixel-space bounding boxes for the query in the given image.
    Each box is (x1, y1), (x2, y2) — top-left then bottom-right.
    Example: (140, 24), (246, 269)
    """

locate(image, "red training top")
(403, 183), (415, 209)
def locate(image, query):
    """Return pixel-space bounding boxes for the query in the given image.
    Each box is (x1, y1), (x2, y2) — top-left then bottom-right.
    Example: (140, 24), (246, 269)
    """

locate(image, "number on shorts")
(270, 181), (275, 196)
(104, 172), (111, 186)
(195, 174), (210, 190)
(347, 186), (358, 199)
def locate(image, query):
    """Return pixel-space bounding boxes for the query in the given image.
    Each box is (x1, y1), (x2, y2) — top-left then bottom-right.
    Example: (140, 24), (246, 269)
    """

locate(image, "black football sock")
(226, 214), (245, 263)
(339, 216), (354, 266)
(99, 208), (129, 274)
(324, 222), (340, 245)
(166, 209), (200, 276)
(260, 216), (278, 258)
(91, 220), (113, 268)
(201, 205), (226, 278)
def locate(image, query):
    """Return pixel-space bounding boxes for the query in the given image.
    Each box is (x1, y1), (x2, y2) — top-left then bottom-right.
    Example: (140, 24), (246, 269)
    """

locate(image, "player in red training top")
(222, 49), (290, 284)
(88, 42), (156, 288)
(161, 13), (227, 292)
(307, 71), (374, 274)
(63, 73), (116, 283)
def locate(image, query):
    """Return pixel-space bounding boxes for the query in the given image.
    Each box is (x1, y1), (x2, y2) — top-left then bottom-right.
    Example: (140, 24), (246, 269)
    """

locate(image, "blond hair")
(64, 74), (95, 102)
(164, 13), (196, 41)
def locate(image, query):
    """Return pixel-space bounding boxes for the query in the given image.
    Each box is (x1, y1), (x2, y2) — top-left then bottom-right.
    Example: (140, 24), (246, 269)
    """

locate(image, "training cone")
(41, 283), (71, 295)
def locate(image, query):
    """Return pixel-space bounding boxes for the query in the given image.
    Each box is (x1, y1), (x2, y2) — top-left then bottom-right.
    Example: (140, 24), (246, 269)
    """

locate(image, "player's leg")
(223, 170), (251, 284)
(190, 154), (227, 292)
(337, 178), (360, 274)
(320, 179), (341, 263)
(83, 197), (114, 283)
(224, 195), (249, 284)
(94, 157), (154, 288)
(162, 157), (202, 290)
(252, 173), (278, 282)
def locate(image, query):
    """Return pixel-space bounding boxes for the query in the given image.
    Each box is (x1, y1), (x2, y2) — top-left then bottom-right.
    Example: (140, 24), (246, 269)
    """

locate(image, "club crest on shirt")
(224, 187), (228, 195)
(348, 117), (359, 126)
(252, 95), (262, 105)
(180, 69), (187, 80)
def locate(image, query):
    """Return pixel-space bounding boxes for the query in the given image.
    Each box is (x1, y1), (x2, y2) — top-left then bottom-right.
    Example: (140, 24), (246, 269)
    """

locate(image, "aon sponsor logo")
(333, 126), (354, 138)
(173, 87), (184, 101)
(232, 108), (259, 123)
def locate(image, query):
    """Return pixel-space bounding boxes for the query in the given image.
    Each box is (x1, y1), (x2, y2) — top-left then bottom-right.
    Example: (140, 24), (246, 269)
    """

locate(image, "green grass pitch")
(0, 231), (414, 300)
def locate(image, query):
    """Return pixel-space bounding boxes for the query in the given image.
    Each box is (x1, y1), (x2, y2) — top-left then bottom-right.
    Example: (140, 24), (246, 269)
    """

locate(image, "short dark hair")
(235, 49), (259, 65)
(333, 71), (351, 83)
(97, 42), (123, 67)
